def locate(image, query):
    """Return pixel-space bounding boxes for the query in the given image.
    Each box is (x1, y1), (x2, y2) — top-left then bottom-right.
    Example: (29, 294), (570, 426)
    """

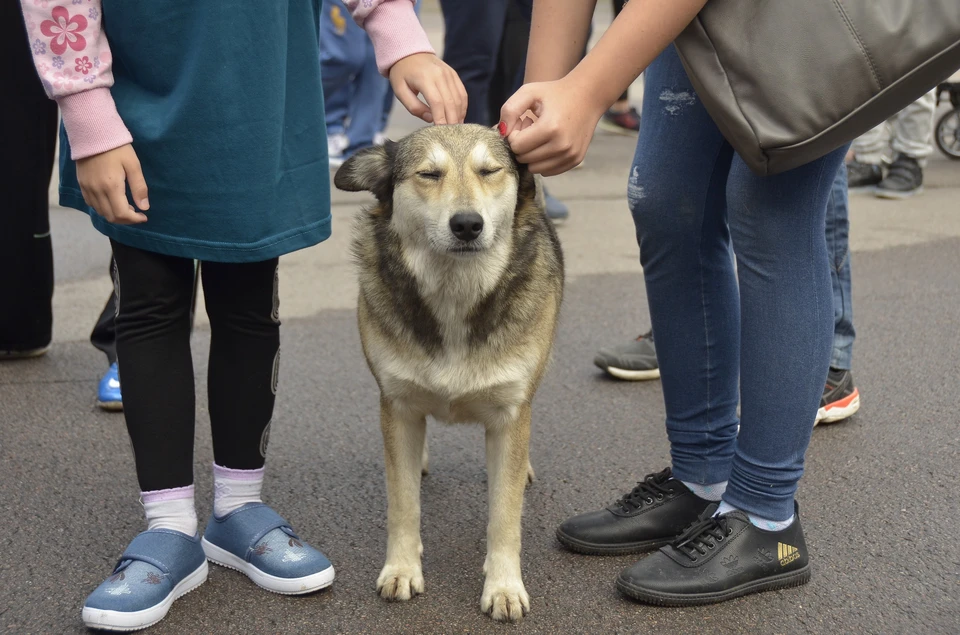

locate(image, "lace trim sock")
(213, 463), (264, 517)
(141, 485), (198, 535)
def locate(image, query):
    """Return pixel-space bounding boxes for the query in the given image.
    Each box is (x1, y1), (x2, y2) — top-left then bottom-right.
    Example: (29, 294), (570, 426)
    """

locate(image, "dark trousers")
(0, 4), (57, 351)
(438, 0), (509, 126)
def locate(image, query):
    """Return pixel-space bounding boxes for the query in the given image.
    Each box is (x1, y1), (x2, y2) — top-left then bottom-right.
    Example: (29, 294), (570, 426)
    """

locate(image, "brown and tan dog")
(335, 124), (563, 622)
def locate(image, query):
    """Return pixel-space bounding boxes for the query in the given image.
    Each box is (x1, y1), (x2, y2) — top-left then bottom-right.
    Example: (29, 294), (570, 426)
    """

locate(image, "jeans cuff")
(722, 463), (798, 521)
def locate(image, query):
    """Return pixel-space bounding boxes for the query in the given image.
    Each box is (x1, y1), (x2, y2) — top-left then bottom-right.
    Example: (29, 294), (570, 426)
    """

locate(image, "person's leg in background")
(320, 0), (366, 167)
(847, 90), (936, 198)
(377, 0), (422, 143)
(0, 4), (57, 358)
(438, 0), (509, 126)
(598, 0), (641, 135)
(90, 259), (123, 410)
(847, 121), (888, 190)
(818, 164), (861, 424)
(497, 0), (571, 221)
(341, 30), (389, 157)
(875, 89), (937, 199)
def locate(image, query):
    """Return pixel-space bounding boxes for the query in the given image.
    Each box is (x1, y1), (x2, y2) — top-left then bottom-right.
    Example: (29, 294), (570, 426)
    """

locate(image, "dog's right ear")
(333, 140), (397, 202)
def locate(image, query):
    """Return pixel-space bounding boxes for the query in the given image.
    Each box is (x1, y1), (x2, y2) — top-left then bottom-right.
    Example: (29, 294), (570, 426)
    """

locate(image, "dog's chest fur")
(354, 209), (562, 424)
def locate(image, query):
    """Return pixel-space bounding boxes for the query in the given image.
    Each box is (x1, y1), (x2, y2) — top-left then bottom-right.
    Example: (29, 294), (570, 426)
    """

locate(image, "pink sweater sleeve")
(19, 1), (132, 159)
(345, 0), (435, 75)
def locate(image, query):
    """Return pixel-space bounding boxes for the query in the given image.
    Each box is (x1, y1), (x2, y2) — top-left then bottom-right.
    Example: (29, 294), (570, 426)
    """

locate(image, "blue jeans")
(319, 0), (389, 153)
(629, 46), (848, 521)
(826, 166), (855, 370)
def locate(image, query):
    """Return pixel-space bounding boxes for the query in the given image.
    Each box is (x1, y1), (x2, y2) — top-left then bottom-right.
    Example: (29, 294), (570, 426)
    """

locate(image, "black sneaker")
(846, 160), (883, 191)
(593, 331), (660, 381)
(816, 367), (860, 425)
(556, 468), (712, 555)
(616, 503), (810, 606)
(875, 154), (923, 199)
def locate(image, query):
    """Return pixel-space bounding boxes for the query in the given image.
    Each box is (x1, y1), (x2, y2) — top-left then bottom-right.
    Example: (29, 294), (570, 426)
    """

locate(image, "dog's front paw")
(377, 564), (424, 601)
(481, 580), (530, 622)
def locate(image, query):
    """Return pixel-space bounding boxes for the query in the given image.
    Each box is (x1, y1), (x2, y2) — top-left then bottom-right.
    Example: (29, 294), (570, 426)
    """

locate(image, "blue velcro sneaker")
(82, 529), (208, 632)
(202, 503), (334, 595)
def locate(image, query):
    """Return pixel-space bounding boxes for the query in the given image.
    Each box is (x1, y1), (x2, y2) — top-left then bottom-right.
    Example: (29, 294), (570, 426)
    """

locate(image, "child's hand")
(76, 144), (150, 224)
(500, 78), (606, 176)
(389, 53), (467, 125)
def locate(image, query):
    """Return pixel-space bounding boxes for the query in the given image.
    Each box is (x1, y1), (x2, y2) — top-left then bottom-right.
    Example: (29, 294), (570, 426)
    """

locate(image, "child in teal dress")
(19, 0), (466, 629)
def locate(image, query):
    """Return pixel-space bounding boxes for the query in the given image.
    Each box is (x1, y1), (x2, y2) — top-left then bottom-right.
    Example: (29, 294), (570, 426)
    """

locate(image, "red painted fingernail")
(498, 121), (507, 137)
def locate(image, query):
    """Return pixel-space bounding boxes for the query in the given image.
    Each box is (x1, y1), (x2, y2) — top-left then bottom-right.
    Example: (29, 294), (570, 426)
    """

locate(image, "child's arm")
(347, 0), (467, 125)
(19, 1), (149, 224)
(501, 0), (708, 175)
(19, 1), (131, 159)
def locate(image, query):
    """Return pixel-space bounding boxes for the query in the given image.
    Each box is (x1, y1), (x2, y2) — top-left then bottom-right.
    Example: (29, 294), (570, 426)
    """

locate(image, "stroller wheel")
(935, 108), (960, 159)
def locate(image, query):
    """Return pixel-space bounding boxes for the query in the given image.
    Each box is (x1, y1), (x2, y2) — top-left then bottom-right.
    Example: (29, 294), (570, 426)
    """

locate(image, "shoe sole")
(615, 563), (811, 606)
(874, 186), (923, 200)
(555, 527), (670, 556)
(201, 537), (335, 595)
(81, 560), (208, 632)
(597, 120), (640, 136)
(0, 345), (50, 360)
(598, 363), (661, 381)
(815, 389), (860, 425)
(97, 400), (124, 412)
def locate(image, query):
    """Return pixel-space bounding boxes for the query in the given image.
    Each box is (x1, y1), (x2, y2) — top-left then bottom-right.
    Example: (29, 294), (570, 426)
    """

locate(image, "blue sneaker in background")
(202, 503), (335, 595)
(97, 362), (123, 412)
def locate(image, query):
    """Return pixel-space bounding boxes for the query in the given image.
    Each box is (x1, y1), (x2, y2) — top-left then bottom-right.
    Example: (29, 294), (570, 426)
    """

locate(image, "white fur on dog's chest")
(372, 338), (536, 425)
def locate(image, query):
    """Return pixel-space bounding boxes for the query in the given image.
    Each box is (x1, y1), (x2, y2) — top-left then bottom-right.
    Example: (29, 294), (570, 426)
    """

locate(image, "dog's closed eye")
(478, 168), (502, 177)
(417, 171), (442, 181)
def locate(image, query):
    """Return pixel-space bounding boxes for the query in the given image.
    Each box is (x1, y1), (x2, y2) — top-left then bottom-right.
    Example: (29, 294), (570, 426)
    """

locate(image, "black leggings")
(111, 240), (280, 492)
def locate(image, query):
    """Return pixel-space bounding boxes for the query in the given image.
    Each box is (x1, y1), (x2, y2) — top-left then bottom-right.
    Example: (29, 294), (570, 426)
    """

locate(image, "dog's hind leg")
(377, 396), (427, 602)
(480, 403), (532, 622)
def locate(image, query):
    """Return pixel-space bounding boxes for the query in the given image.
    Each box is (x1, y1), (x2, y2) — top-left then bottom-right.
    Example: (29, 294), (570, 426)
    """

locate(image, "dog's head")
(334, 124), (537, 256)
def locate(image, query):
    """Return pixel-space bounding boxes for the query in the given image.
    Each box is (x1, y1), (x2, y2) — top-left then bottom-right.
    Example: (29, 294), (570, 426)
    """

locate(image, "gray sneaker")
(875, 154), (923, 199)
(594, 331), (660, 381)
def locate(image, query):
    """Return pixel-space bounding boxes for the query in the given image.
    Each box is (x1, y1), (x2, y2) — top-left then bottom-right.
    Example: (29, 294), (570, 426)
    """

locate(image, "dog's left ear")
(334, 140), (397, 202)
(514, 159), (539, 211)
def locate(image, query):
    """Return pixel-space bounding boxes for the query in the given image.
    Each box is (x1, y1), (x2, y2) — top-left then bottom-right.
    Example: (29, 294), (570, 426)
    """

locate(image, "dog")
(334, 124), (563, 622)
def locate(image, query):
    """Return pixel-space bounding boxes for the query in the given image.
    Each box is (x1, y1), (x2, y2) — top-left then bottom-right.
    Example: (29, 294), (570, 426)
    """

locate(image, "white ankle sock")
(716, 500), (794, 531)
(681, 480), (727, 501)
(141, 485), (198, 535)
(213, 463), (264, 517)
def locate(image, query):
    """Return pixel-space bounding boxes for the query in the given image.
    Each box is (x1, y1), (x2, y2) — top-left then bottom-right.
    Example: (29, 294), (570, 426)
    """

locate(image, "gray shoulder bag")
(673, 1), (960, 175)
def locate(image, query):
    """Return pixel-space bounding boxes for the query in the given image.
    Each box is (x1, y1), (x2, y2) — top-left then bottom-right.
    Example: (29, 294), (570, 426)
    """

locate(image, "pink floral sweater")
(19, 0), (433, 160)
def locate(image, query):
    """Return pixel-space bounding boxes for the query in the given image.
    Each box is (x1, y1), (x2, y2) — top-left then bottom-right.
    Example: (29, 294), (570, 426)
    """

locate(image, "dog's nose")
(449, 211), (484, 242)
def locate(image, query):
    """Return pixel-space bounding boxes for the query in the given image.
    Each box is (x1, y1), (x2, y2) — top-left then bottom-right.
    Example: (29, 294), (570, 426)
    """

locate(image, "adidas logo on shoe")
(778, 542), (800, 566)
